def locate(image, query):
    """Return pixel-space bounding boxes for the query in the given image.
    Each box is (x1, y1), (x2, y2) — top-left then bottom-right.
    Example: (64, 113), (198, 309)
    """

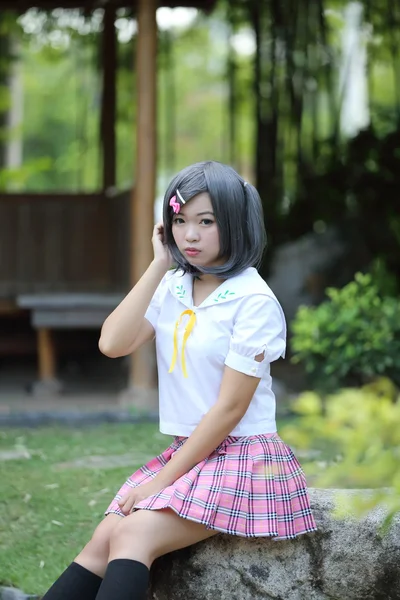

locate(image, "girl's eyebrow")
(175, 210), (214, 217)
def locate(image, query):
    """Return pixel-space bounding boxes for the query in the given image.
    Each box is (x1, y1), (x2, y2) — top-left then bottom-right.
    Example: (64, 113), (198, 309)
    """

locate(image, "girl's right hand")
(152, 222), (173, 269)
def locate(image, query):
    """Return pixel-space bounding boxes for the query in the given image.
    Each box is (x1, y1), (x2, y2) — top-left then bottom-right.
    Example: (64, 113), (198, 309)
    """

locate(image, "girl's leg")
(95, 509), (218, 600)
(74, 513), (123, 577)
(41, 514), (122, 600)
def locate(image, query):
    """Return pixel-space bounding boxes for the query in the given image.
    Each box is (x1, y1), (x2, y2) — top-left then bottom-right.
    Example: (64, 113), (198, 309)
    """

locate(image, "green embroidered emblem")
(176, 285), (186, 298)
(214, 290), (236, 302)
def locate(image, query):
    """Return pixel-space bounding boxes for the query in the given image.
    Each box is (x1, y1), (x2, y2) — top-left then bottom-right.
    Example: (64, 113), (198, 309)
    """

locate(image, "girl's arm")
(98, 224), (170, 358)
(152, 366), (261, 488)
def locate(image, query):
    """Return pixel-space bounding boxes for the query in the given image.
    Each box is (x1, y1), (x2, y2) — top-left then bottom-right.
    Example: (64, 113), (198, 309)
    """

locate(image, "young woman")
(42, 161), (316, 600)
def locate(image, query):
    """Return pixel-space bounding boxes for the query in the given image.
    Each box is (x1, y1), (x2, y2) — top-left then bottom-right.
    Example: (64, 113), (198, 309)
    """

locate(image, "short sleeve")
(224, 294), (287, 378)
(144, 275), (168, 330)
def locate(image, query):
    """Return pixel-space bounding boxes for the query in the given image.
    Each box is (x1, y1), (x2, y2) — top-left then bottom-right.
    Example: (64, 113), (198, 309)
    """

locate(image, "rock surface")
(0, 588), (37, 600)
(2, 489), (399, 600)
(149, 489), (400, 600)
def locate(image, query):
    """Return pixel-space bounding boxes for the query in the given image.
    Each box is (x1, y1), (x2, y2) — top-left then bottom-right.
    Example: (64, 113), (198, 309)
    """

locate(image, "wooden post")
(37, 328), (56, 381)
(128, 0), (157, 398)
(33, 327), (63, 395)
(101, 6), (117, 191)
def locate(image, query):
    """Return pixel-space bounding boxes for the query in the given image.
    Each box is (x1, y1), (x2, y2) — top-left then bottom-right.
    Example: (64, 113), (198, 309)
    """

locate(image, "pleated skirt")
(105, 433), (317, 540)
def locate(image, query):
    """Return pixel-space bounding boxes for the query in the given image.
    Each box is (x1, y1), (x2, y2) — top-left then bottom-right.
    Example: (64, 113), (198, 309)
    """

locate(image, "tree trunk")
(227, 1), (238, 168)
(250, 0), (280, 252)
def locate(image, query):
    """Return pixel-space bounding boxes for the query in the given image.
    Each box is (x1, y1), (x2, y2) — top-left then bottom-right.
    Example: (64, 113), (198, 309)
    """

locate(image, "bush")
(291, 272), (400, 392)
(280, 381), (400, 527)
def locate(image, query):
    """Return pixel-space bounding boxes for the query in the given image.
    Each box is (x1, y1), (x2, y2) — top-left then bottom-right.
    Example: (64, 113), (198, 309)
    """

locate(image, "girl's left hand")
(117, 479), (166, 515)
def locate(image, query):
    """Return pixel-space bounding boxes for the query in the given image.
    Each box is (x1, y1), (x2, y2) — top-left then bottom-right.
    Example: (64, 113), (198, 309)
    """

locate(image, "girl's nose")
(185, 226), (200, 243)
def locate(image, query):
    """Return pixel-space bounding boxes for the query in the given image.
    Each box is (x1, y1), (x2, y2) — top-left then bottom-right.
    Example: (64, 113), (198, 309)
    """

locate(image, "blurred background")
(1, 5), (400, 593)
(0, 0), (399, 402)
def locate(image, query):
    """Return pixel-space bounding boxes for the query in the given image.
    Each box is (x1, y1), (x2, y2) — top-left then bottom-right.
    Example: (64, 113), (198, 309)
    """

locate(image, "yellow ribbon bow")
(168, 309), (197, 378)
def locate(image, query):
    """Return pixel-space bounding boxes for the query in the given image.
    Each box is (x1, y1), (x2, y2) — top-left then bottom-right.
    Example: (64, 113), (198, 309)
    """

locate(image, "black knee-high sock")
(41, 562), (102, 600)
(95, 559), (149, 600)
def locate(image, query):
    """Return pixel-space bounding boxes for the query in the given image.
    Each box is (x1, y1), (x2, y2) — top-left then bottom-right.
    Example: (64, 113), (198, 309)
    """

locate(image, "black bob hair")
(162, 160), (267, 279)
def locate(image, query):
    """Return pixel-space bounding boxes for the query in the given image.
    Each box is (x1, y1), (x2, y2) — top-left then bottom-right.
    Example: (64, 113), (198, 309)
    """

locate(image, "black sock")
(95, 559), (150, 600)
(41, 562), (102, 600)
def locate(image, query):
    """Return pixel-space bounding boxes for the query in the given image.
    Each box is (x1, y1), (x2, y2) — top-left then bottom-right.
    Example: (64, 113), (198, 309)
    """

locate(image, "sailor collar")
(165, 267), (281, 378)
(167, 267), (274, 309)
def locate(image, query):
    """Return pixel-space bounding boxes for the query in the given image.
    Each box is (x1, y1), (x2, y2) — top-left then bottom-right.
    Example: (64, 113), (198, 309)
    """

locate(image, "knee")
(84, 520), (114, 558)
(109, 516), (137, 546)
(109, 512), (157, 561)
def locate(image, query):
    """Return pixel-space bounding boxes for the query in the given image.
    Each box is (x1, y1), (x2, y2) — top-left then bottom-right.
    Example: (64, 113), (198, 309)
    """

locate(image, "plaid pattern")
(105, 434), (317, 540)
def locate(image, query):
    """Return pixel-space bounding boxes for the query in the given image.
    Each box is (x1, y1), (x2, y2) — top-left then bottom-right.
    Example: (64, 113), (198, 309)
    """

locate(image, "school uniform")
(106, 267), (317, 540)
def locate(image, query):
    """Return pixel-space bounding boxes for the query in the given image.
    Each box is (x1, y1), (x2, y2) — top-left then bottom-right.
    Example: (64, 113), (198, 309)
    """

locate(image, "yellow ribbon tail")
(168, 321), (180, 374)
(181, 312), (197, 377)
(168, 309), (196, 377)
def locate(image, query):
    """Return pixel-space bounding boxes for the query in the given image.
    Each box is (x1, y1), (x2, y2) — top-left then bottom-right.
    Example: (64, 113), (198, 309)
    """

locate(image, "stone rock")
(149, 489), (400, 600)
(30, 379), (63, 397)
(0, 588), (37, 600)
(267, 228), (349, 323)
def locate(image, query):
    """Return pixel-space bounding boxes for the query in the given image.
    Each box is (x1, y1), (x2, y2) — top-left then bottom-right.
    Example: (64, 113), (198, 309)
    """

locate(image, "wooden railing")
(0, 190), (131, 297)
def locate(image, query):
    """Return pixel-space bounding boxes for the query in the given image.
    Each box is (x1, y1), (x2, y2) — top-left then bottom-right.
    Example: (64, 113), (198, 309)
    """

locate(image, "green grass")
(0, 419), (321, 596)
(0, 423), (169, 596)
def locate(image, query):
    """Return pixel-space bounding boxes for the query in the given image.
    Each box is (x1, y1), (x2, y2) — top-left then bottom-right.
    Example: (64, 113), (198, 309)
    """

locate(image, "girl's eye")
(201, 219), (214, 225)
(173, 218), (184, 225)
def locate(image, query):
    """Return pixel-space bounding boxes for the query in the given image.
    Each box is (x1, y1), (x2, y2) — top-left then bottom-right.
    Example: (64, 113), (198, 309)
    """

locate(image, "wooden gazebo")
(0, 0), (216, 401)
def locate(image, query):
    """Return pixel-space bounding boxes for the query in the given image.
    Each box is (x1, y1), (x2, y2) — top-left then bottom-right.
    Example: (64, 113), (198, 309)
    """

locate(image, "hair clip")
(169, 195), (180, 214)
(176, 189), (185, 204)
(243, 181), (248, 188)
(169, 188), (185, 214)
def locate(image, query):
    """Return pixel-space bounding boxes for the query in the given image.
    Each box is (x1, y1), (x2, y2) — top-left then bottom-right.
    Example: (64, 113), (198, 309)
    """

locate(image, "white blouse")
(145, 267), (286, 436)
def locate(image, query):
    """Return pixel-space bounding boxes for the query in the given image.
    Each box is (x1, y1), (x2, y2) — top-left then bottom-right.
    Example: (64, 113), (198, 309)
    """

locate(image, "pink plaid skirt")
(105, 433), (317, 539)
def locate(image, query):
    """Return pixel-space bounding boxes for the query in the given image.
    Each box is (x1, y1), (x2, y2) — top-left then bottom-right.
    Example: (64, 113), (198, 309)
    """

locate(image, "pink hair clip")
(169, 188), (185, 214)
(169, 195), (180, 214)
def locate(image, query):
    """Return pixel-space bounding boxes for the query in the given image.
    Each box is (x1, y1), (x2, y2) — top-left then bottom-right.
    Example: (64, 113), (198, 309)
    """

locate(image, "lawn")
(0, 423), (170, 597)
(0, 419), (319, 597)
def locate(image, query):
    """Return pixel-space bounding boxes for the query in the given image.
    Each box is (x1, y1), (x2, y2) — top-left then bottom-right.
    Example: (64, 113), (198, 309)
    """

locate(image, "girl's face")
(171, 192), (222, 268)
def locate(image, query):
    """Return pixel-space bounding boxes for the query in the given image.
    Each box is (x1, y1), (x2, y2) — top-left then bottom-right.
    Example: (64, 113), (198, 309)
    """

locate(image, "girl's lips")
(185, 249), (200, 256)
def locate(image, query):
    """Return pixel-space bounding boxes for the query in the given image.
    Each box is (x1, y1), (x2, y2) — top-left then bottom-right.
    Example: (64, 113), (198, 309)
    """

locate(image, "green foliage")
(291, 272), (400, 391)
(0, 7), (247, 192)
(157, 9), (238, 175)
(0, 423), (168, 594)
(21, 34), (101, 191)
(0, 157), (52, 190)
(281, 382), (400, 526)
(369, 257), (399, 297)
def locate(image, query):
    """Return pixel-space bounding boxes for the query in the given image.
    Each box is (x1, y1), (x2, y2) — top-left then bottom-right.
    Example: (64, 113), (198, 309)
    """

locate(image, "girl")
(42, 161), (317, 600)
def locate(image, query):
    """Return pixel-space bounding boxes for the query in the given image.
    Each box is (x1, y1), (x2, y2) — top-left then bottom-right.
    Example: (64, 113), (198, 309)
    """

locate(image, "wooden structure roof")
(0, 0), (216, 10)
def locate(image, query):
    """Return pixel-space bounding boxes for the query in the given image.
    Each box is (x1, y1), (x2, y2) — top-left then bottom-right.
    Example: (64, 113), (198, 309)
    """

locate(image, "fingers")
(153, 222), (164, 239)
(118, 492), (136, 515)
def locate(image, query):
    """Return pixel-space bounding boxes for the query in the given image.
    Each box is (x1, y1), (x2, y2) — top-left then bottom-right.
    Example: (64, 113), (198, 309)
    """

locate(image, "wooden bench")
(17, 293), (124, 394)
(0, 300), (36, 357)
